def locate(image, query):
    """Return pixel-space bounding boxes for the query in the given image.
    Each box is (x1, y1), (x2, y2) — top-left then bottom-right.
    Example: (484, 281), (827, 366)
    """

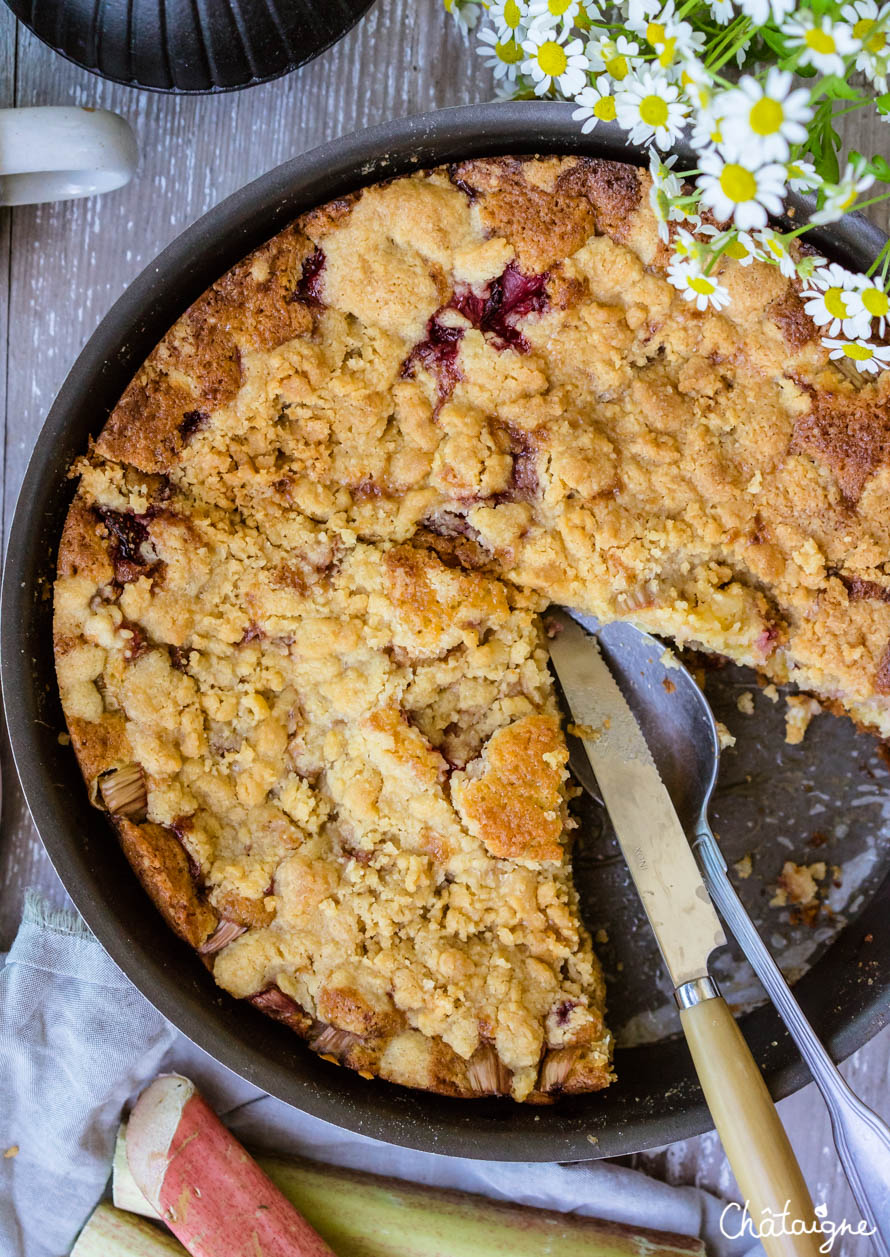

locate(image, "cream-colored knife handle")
(680, 991), (822, 1257)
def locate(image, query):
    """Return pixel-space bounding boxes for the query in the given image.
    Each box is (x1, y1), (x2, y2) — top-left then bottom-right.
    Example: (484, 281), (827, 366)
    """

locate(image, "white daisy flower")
(842, 0), (890, 90)
(573, 76), (618, 132)
(522, 25), (590, 95)
(697, 149), (787, 231)
(648, 150), (685, 241)
(679, 57), (714, 110)
(786, 159), (820, 192)
(488, 0), (529, 38)
(616, 70), (689, 149)
(701, 226), (760, 266)
(586, 34), (641, 81)
(527, 0), (586, 32)
(781, 11), (858, 75)
(689, 102), (724, 150)
(753, 228), (798, 278)
(718, 69), (812, 165)
(810, 160), (876, 225)
(737, 0), (796, 21)
(640, 9), (706, 71)
(855, 277), (890, 336)
(708, 0), (734, 24)
(637, 0), (673, 34)
(477, 25), (527, 80)
(822, 337), (890, 373)
(626, 0), (663, 32)
(801, 263), (870, 337)
(444, 0), (481, 31)
(795, 251), (827, 282)
(672, 227), (709, 265)
(668, 258), (731, 312)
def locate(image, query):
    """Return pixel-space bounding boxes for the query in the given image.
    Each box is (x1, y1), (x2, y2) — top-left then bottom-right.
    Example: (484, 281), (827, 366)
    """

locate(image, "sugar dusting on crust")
(53, 155), (890, 1102)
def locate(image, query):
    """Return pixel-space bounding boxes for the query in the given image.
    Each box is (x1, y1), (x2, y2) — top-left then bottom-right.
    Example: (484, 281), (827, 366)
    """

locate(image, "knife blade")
(547, 609), (726, 989)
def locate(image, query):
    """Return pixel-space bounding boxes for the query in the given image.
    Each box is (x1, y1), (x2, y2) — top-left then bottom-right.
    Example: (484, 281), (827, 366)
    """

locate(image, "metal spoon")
(560, 609), (890, 1255)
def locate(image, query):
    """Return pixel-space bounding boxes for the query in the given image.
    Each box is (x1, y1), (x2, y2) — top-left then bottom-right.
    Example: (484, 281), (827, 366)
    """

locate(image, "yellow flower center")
(503, 0), (522, 28)
(496, 37), (524, 63)
(606, 53), (629, 78)
(537, 40), (568, 76)
(548, 0), (574, 13)
(840, 187), (858, 211)
(862, 287), (890, 318)
(719, 164), (757, 203)
(658, 37), (678, 66)
(804, 26), (837, 54)
(639, 95), (669, 127)
(841, 342), (874, 361)
(688, 275), (717, 295)
(824, 287), (850, 319)
(853, 17), (886, 51)
(646, 20), (666, 44)
(749, 97), (784, 136)
(681, 70), (708, 104)
(594, 95), (617, 120)
(765, 236), (784, 258)
(725, 238), (751, 260)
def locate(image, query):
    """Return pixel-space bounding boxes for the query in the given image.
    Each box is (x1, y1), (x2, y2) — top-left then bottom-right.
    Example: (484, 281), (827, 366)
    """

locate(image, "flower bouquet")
(445, 0), (890, 372)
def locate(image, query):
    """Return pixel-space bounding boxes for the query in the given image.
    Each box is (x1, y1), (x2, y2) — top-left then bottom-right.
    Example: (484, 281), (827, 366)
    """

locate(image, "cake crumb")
(660, 648), (680, 670)
(762, 683), (779, 702)
(595, 928), (609, 945)
(734, 853), (753, 879)
(715, 720), (736, 749)
(3, 1146), (18, 1159)
(57, 731), (70, 746)
(736, 691), (755, 715)
(770, 859), (826, 907)
(770, 860), (830, 925)
(784, 694), (822, 745)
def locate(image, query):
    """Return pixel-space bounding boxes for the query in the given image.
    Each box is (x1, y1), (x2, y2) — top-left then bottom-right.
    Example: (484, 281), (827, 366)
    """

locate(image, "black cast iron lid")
(2, 0), (376, 93)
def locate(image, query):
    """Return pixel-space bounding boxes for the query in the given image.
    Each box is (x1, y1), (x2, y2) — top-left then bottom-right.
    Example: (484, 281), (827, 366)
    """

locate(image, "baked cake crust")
(54, 155), (890, 1101)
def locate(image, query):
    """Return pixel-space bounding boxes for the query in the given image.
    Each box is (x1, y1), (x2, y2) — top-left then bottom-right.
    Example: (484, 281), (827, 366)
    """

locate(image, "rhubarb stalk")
(115, 1096), (705, 1257)
(126, 1074), (337, 1257)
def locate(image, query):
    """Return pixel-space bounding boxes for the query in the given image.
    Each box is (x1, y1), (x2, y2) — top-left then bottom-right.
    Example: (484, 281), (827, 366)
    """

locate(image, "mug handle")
(0, 106), (138, 207)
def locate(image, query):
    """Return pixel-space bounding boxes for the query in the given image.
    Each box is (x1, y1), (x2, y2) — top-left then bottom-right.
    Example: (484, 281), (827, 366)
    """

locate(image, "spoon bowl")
(559, 610), (721, 833)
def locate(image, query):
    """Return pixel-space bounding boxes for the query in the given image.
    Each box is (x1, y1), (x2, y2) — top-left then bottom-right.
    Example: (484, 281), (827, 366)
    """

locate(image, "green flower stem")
(845, 191), (890, 212)
(707, 19), (753, 73)
(866, 239), (890, 278)
(704, 17), (747, 65)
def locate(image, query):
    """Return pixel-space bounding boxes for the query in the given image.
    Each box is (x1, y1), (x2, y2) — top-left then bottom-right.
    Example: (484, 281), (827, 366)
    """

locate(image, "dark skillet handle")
(695, 822), (890, 1257)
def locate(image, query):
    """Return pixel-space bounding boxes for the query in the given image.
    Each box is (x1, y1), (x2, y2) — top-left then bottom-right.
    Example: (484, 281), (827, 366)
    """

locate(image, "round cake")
(53, 155), (890, 1102)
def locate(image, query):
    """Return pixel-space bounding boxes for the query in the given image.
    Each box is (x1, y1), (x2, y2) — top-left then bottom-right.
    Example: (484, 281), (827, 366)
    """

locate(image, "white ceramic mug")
(0, 106), (138, 207)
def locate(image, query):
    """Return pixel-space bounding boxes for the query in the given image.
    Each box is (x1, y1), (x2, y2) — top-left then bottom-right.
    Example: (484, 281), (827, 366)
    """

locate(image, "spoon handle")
(696, 823), (890, 1257)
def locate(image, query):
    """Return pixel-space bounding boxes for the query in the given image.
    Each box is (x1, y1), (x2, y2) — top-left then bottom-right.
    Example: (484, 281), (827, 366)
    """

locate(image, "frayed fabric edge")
(23, 890), (91, 940)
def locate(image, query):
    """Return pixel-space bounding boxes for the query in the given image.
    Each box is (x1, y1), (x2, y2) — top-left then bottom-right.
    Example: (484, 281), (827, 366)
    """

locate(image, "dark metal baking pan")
(3, 102), (889, 1161)
(2, 0), (376, 93)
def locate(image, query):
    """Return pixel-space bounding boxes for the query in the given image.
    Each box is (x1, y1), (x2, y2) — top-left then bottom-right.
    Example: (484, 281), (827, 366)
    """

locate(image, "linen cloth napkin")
(0, 893), (763, 1257)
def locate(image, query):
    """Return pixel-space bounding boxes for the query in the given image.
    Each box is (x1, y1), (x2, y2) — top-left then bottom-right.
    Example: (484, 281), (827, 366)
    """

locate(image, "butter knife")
(547, 609), (822, 1257)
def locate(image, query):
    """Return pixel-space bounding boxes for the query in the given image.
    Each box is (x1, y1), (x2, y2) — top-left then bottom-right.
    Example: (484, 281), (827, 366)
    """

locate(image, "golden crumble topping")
(54, 154), (890, 1101)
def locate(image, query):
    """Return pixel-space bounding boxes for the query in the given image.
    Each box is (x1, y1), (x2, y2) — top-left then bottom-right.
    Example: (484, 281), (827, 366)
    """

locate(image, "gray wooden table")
(1, 3), (888, 1248)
